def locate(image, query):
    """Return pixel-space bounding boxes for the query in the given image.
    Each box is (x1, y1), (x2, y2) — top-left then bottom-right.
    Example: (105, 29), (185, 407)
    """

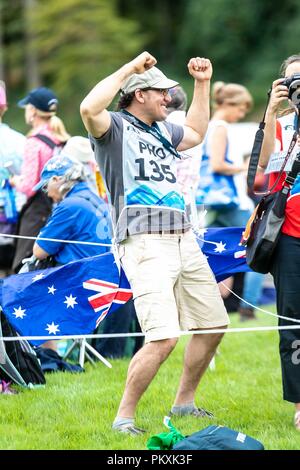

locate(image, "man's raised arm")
(178, 57), (212, 152)
(80, 51), (157, 138)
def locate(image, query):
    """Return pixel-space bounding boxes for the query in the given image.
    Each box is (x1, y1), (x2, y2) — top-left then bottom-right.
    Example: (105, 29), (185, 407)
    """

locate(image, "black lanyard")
(121, 109), (181, 159)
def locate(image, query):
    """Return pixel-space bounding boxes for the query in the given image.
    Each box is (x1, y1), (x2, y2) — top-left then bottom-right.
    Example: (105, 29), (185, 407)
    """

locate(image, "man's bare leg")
(172, 327), (227, 414)
(113, 337), (177, 432)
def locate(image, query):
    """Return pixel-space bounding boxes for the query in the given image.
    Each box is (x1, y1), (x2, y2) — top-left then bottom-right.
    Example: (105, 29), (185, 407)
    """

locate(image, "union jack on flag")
(0, 252), (132, 345)
(83, 278), (132, 326)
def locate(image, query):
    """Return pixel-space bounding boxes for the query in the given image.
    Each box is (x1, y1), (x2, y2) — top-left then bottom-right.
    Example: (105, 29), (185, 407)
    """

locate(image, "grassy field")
(0, 305), (299, 450)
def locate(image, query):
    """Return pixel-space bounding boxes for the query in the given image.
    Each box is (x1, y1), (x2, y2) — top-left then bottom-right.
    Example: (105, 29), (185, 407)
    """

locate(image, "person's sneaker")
(112, 422), (146, 436)
(170, 407), (214, 418)
(190, 407), (214, 418)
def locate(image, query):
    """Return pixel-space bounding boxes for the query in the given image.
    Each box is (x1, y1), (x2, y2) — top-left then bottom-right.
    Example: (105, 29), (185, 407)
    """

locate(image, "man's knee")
(211, 323), (227, 337)
(210, 325), (227, 348)
(151, 337), (178, 362)
(193, 325), (227, 347)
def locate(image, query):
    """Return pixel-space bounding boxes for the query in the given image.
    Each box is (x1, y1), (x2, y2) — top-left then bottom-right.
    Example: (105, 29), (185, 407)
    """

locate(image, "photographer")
(259, 54), (300, 430)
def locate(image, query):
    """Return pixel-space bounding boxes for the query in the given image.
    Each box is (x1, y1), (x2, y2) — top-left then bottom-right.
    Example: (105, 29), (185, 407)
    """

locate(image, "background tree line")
(1, 0), (300, 134)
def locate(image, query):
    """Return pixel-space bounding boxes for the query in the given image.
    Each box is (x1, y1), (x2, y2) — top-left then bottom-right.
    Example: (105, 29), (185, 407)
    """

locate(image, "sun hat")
(121, 66), (178, 95)
(33, 155), (81, 191)
(61, 136), (94, 164)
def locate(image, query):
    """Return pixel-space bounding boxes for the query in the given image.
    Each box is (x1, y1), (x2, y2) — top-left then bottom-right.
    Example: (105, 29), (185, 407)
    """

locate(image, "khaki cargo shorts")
(117, 229), (229, 343)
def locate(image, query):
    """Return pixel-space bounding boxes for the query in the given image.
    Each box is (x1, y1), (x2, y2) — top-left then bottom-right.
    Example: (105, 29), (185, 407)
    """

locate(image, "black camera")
(282, 73), (300, 106)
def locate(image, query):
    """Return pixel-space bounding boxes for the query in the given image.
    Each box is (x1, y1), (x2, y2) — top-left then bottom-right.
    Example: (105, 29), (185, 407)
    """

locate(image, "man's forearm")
(259, 110), (276, 168)
(80, 63), (133, 117)
(80, 51), (157, 137)
(185, 80), (210, 141)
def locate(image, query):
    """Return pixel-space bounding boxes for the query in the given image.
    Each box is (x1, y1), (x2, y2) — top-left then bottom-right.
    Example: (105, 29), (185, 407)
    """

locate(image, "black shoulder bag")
(245, 152), (300, 273)
(243, 94), (300, 273)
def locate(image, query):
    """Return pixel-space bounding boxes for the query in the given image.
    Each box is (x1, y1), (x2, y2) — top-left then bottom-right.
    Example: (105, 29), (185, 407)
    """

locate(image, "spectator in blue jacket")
(32, 154), (111, 265)
(32, 152), (112, 351)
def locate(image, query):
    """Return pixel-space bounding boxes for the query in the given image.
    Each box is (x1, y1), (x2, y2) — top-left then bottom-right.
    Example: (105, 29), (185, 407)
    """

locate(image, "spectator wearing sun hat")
(32, 154), (112, 351)
(10, 86), (71, 272)
(32, 154), (111, 265)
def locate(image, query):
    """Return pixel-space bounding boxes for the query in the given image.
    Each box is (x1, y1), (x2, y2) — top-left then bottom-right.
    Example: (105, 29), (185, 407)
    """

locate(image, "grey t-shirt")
(90, 111), (191, 242)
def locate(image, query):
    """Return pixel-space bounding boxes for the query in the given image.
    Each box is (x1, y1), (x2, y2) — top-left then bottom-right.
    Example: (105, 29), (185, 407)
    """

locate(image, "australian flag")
(0, 252), (132, 345)
(197, 226), (249, 282)
(0, 227), (248, 344)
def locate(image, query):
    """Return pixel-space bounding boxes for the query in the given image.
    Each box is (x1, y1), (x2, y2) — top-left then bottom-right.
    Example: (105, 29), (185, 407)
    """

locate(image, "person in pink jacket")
(10, 87), (70, 271)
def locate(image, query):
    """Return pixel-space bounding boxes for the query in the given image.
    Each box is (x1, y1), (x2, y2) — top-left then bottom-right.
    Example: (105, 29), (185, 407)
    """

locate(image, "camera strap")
(247, 89), (300, 195)
(246, 89), (271, 190)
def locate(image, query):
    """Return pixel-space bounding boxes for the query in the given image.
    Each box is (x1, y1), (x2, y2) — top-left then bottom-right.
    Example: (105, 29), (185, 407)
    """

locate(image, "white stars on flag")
(48, 285), (57, 295)
(32, 272), (45, 282)
(12, 306), (26, 319)
(64, 294), (78, 309)
(45, 322), (60, 335)
(197, 233), (227, 254)
(214, 241), (227, 253)
(196, 227), (208, 238)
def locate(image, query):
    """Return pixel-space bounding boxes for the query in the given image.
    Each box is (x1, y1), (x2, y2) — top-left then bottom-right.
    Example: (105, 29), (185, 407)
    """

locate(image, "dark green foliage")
(2, 0), (300, 132)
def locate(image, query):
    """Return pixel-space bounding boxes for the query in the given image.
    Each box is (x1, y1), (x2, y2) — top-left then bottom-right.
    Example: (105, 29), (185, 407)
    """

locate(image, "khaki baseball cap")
(121, 66), (179, 95)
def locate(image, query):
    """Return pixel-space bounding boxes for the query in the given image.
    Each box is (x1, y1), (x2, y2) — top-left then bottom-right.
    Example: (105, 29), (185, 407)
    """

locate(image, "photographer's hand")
(268, 78), (289, 114)
(258, 79), (288, 169)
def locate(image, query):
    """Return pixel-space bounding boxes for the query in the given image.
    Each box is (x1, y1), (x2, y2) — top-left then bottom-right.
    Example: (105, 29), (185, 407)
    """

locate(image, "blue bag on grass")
(173, 424), (264, 451)
(147, 418), (264, 451)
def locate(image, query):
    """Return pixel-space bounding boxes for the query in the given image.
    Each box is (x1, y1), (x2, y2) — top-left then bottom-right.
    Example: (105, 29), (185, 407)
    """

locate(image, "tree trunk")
(23, 0), (41, 89)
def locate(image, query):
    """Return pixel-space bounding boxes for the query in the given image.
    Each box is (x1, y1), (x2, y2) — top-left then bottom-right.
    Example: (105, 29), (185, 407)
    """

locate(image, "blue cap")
(33, 155), (75, 191)
(18, 87), (58, 112)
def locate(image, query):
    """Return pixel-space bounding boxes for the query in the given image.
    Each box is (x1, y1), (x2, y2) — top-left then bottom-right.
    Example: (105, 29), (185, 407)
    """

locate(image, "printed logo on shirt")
(138, 141), (167, 159)
(126, 124), (141, 135)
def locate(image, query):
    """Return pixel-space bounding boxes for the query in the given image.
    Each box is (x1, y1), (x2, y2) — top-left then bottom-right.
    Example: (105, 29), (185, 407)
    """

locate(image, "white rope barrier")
(1, 323), (300, 342)
(0, 232), (112, 247)
(220, 282), (300, 324)
(2, 231), (299, 341)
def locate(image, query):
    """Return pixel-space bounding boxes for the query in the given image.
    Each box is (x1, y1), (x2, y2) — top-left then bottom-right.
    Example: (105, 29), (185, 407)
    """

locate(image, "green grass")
(0, 305), (299, 450)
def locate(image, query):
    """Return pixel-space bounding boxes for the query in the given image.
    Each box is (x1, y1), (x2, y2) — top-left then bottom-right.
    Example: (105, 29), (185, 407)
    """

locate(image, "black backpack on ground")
(0, 309), (46, 387)
(35, 347), (84, 374)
